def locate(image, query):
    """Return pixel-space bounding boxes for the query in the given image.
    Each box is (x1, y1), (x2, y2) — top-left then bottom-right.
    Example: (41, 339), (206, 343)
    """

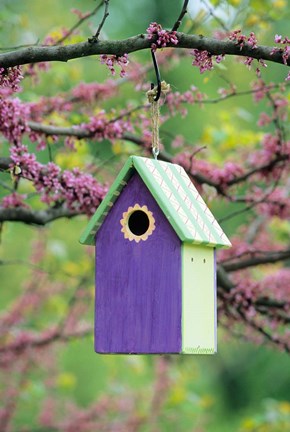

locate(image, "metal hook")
(151, 50), (161, 102)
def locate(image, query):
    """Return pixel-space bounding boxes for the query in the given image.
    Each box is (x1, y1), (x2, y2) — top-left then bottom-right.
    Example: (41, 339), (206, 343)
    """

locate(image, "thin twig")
(55, 2), (105, 45)
(172, 0), (189, 32)
(200, 0), (229, 32)
(0, 41), (40, 52)
(237, 309), (289, 352)
(89, 0), (110, 42)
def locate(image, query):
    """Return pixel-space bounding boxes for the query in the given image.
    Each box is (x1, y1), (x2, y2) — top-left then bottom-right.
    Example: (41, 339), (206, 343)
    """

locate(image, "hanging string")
(146, 81), (170, 160)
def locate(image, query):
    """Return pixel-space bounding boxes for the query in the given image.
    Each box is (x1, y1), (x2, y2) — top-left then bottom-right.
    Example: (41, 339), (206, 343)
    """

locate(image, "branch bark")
(0, 157), (11, 171)
(26, 122), (288, 192)
(223, 249), (290, 272)
(0, 33), (289, 68)
(0, 206), (79, 225)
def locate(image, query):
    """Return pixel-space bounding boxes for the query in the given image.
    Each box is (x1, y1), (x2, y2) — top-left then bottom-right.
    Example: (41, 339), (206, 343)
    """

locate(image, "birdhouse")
(80, 156), (231, 354)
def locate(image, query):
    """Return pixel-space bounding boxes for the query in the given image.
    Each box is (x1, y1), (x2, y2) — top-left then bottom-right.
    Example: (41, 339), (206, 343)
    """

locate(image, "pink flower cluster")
(191, 49), (224, 73)
(174, 153), (244, 188)
(220, 266), (290, 327)
(226, 278), (258, 318)
(271, 35), (290, 79)
(1, 192), (28, 209)
(29, 96), (73, 120)
(72, 81), (118, 103)
(251, 79), (275, 103)
(248, 132), (290, 169)
(228, 30), (265, 76)
(166, 87), (206, 115)
(146, 22), (178, 51)
(10, 144), (107, 215)
(219, 229), (282, 263)
(61, 168), (108, 214)
(255, 187), (290, 219)
(229, 30), (258, 49)
(24, 62), (51, 85)
(0, 98), (30, 144)
(259, 269), (290, 302)
(244, 58), (267, 77)
(0, 66), (23, 93)
(100, 54), (129, 78)
(82, 111), (132, 141)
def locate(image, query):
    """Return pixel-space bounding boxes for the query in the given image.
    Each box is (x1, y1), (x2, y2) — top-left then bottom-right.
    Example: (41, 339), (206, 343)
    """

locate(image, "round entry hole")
(128, 210), (150, 236)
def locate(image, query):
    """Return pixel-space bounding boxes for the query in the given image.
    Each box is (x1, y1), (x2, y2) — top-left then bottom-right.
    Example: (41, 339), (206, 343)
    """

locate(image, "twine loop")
(146, 81), (170, 159)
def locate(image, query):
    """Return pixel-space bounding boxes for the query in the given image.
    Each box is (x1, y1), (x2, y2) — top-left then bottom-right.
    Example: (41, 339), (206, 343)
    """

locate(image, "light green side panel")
(182, 244), (216, 355)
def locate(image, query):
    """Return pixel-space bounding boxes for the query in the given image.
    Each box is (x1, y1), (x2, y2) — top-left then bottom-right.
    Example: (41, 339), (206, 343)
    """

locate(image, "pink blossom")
(257, 112), (272, 127)
(146, 22), (178, 51)
(248, 32), (258, 49)
(171, 135), (184, 148)
(255, 187), (290, 219)
(229, 29), (248, 48)
(0, 66), (23, 93)
(29, 96), (73, 120)
(229, 29), (258, 49)
(1, 192), (28, 209)
(244, 57), (254, 68)
(64, 136), (77, 150)
(191, 49), (224, 74)
(274, 34), (290, 45)
(100, 54), (129, 77)
(271, 34), (290, 79)
(72, 81), (118, 103)
(251, 79), (273, 102)
(0, 98), (30, 144)
(39, 398), (57, 428)
(165, 87), (206, 117)
(9, 144), (107, 215)
(24, 62), (51, 85)
(217, 84), (237, 98)
(82, 111), (132, 141)
(259, 269), (290, 301)
(174, 153), (244, 188)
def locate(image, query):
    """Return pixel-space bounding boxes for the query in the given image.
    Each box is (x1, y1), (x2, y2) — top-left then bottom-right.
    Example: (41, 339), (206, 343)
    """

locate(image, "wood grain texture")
(95, 173), (182, 354)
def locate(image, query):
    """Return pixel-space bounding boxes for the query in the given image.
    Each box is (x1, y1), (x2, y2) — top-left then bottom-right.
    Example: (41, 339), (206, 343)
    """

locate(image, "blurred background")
(0, 0), (289, 431)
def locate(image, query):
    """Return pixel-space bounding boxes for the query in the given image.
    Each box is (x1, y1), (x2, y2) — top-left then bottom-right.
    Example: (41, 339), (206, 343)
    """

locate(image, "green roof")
(80, 156), (231, 248)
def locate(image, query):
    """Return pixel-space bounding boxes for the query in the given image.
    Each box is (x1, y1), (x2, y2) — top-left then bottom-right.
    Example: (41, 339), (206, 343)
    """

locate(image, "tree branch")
(0, 157), (11, 171)
(26, 121), (288, 196)
(28, 121), (90, 138)
(223, 249), (290, 272)
(217, 265), (234, 292)
(90, 0), (110, 42)
(0, 206), (79, 225)
(56, 1), (106, 45)
(227, 154), (288, 186)
(172, 0), (189, 32)
(0, 33), (289, 68)
(0, 326), (92, 355)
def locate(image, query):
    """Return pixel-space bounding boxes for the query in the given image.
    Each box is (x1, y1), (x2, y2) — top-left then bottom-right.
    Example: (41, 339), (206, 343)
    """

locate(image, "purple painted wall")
(95, 172), (182, 354)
